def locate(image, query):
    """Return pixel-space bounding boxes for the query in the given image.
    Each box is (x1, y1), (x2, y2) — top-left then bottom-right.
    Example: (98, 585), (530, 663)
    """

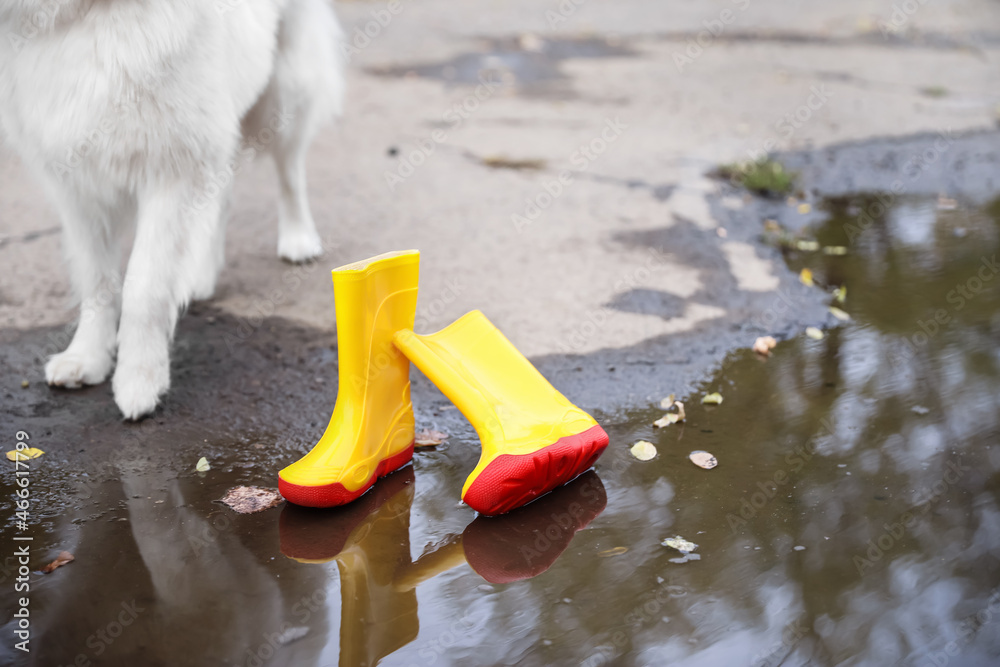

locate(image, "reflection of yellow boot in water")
(279, 251), (419, 508)
(279, 468), (418, 667)
(393, 470), (608, 588)
(393, 311), (609, 515)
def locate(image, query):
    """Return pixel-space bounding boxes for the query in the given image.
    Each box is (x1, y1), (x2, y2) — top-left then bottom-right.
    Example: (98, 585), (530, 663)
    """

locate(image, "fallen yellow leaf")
(701, 392), (723, 405)
(195, 457), (210, 472)
(806, 327), (825, 340)
(823, 246), (847, 255)
(795, 239), (819, 251)
(833, 285), (847, 304)
(6, 448), (44, 462)
(800, 268), (814, 286)
(797, 203), (812, 214)
(630, 441), (657, 461)
(653, 413), (680, 428)
(829, 307), (850, 321)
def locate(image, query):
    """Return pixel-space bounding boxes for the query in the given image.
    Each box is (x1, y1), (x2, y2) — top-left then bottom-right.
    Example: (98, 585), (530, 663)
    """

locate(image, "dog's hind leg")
(45, 188), (124, 388)
(245, 0), (345, 263)
(113, 181), (223, 420)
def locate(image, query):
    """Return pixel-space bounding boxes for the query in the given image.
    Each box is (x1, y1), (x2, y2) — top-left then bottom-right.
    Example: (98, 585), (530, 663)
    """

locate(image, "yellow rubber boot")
(279, 250), (419, 507)
(393, 310), (609, 515)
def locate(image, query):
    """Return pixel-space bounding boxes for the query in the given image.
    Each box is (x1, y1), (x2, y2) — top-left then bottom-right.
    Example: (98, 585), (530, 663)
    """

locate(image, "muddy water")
(2, 194), (1000, 667)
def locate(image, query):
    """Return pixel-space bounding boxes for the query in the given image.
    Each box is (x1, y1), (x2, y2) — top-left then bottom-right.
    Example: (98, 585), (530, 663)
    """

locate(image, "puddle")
(1, 195), (999, 665)
(367, 36), (636, 98)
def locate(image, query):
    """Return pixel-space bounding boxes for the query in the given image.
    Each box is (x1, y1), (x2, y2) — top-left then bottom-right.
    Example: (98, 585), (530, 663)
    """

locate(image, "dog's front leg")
(44, 189), (123, 388)
(113, 181), (217, 420)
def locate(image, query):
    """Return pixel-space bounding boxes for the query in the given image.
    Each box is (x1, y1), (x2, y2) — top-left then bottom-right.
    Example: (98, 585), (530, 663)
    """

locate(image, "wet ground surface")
(3, 137), (1000, 666)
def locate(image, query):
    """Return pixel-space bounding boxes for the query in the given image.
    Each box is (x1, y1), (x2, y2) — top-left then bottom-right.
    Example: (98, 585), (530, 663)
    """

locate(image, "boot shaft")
(332, 251), (419, 397)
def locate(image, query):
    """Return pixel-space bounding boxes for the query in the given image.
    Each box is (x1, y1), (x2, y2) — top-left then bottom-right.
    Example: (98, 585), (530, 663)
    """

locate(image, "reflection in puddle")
(2, 195), (999, 667)
(279, 469), (606, 666)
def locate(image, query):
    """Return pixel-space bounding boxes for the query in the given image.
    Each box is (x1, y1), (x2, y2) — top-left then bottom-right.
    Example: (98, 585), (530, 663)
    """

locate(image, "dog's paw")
(45, 349), (113, 388)
(112, 358), (170, 421)
(278, 227), (323, 263)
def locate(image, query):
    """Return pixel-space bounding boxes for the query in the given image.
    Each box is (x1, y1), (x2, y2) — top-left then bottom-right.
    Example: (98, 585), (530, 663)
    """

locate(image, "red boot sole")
(463, 424), (609, 516)
(278, 442), (414, 508)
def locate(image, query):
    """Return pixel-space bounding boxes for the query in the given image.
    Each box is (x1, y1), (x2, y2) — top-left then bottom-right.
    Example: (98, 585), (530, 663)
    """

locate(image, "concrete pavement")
(1, 0), (998, 409)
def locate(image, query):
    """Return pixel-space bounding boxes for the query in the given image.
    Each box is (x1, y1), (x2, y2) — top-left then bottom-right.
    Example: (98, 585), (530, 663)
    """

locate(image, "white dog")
(0, 0), (344, 419)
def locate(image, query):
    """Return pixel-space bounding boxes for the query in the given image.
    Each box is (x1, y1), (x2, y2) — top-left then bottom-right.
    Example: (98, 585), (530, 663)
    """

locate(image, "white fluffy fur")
(0, 0), (344, 419)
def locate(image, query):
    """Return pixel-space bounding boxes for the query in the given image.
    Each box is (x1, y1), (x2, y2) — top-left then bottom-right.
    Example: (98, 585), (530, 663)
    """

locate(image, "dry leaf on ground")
(6, 447), (44, 462)
(689, 450), (718, 469)
(799, 268), (814, 286)
(40, 551), (74, 574)
(415, 428), (449, 447)
(630, 441), (657, 461)
(195, 457), (210, 472)
(701, 392), (723, 405)
(598, 546), (629, 558)
(806, 327), (825, 340)
(481, 155), (546, 170)
(662, 536), (698, 553)
(753, 336), (777, 357)
(659, 393), (676, 409)
(829, 307), (850, 321)
(220, 486), (284, 514)
(653, 413), (680, 428)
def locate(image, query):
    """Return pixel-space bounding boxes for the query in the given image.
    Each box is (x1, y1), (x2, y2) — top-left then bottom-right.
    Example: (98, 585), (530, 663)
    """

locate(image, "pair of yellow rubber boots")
(277, 250), (609, 516)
